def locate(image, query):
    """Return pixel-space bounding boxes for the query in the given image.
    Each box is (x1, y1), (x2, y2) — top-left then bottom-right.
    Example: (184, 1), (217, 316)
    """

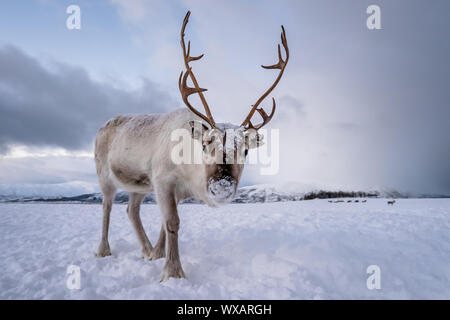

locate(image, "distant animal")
(94, 11), (289, 281)
(387, 200), (396, 205)
(328, 200), (333, 203)
(362, 200), (367, 203)
(347, 200), (352, 203)
(354, 200), (359, 203)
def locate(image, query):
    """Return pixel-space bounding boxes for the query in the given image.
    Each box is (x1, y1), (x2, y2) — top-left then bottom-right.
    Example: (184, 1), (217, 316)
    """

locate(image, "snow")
(0, 199), (449, 299)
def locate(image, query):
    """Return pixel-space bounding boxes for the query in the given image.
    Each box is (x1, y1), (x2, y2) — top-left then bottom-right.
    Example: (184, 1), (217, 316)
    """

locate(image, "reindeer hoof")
(160, 266), (186, 282)
(141, 246), (153, 260)
(149, 247), (166, 261)
(96, 242), (111, 258)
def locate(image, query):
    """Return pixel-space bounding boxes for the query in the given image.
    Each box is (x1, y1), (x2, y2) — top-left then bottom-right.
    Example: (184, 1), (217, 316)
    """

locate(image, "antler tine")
(179, 11), (215, 127)
(261, 26), (289, 70)
(241, 25), (289, 130)
(186, 41), (204, 62)
(246, 98), (276, 130)
(178, 70), (212, 125)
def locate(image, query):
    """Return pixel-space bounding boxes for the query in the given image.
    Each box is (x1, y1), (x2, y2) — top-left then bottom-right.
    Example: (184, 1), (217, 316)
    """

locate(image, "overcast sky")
(0, 0), (449, 196)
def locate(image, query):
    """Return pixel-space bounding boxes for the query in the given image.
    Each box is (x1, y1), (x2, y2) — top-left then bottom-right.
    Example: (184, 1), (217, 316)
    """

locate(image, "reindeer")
(387, 200), (396, 205)
(94, 11), (289, 281)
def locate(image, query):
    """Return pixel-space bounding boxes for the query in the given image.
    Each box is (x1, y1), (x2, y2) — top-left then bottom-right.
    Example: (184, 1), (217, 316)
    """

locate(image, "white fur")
(94, 108), (245, 281)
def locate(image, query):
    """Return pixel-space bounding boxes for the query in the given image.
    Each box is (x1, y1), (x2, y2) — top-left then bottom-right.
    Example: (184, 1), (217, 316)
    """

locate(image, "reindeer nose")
(207, 178), (236, 203)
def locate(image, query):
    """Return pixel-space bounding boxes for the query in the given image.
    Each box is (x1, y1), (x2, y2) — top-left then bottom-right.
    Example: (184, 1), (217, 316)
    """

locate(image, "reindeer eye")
(244, 149), (248, 157)
(203, 145), (206, 152)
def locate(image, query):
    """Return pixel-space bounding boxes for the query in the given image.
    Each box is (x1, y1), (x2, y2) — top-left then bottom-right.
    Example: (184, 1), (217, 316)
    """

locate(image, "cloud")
(109, 0), (152, 23)
(0, 152), (99, 196)
(1, 1), (450, 195)
(0, 153), (96, 185)
(0, 45), (176, 154)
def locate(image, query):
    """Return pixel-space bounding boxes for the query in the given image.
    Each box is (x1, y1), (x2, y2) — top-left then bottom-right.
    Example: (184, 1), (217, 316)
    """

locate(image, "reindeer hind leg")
(96, 183), (116, 257)
(128, 192), (153, 259)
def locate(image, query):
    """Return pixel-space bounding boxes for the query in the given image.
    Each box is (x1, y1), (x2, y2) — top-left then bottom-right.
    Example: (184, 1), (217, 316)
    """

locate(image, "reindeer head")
(178, 11), (289, 204)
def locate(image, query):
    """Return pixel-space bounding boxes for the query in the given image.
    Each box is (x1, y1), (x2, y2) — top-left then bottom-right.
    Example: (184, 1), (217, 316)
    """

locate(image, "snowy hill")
(0, 186), (384, 204)
(0, 181), (99, 198)
(0, 183), (447, 204)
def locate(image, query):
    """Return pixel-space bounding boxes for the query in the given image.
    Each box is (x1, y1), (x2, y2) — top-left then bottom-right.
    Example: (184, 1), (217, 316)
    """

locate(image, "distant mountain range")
(1, 184), (448, 204)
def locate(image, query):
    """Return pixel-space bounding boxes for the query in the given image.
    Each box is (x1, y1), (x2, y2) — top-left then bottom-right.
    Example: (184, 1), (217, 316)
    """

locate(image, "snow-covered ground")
(0, 199), (449, 299)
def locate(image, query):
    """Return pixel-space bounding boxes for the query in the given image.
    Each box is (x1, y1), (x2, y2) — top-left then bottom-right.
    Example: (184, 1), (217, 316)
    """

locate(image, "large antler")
(241, 26), (289, 130)
(179, 11), (216, 128)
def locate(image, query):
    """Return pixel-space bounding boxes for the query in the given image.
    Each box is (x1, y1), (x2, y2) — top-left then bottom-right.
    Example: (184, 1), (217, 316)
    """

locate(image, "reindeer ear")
(188, 120), (209, 140)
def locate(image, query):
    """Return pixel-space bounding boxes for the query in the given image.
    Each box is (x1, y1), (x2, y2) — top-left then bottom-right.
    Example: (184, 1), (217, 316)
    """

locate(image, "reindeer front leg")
(155, 183), (185, 281)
